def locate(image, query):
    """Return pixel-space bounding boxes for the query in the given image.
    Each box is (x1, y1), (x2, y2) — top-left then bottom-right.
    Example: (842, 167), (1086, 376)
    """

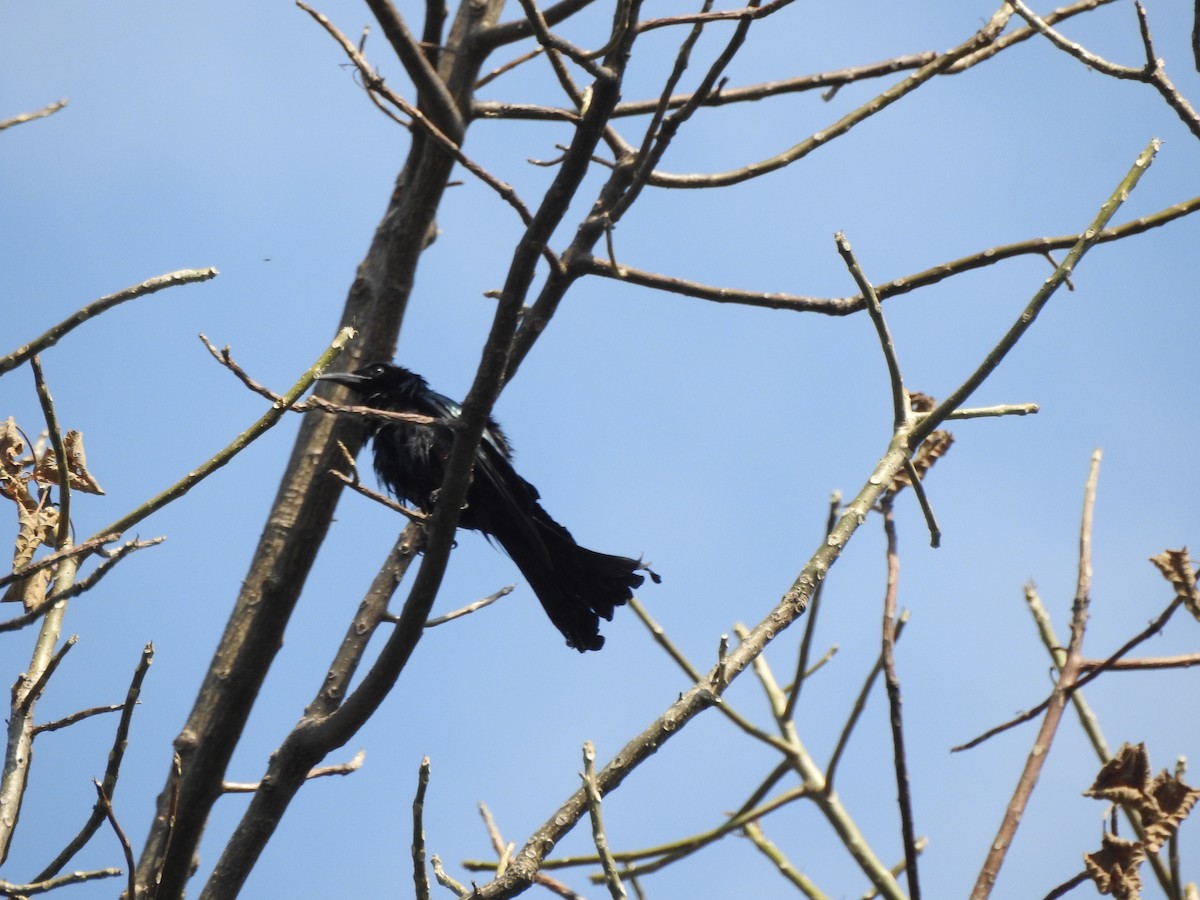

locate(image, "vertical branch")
(582, 741), (626, 900)
(879, 499), (919, 900)
(131, 0), (508, 887)
(0, 358), (81, 866)
(1022, 585), (1177, 895)
(969, 452), (1101, 899)
(413, 757), (432, 900)
(199, 527), (421, 898)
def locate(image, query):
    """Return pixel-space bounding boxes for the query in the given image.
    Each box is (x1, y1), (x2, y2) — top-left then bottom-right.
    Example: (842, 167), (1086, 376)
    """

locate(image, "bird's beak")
(315, 371), (366, 387)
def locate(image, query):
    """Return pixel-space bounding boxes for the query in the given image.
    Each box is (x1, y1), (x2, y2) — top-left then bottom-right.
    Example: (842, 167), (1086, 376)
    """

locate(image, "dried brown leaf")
(1141, 769), (1200, 852)
(0, 417), (31, 503)
(907, 391), (936, 413)
(3, 564), (54, 608)
(0, 417), (24, 475)
(1086, 743), (1151, 806)
(1148, 548), (1199, 620)
(13, 504), (58, 569)
(1084, 832), (1144, 899)
(3, 501), (59, 606)
(891, 429), (954, 493)
(35, 429), (105, 495)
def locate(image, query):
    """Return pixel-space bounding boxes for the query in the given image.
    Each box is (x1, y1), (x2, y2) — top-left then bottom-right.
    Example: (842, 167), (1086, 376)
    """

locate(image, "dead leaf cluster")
(0, 416), (103, 607)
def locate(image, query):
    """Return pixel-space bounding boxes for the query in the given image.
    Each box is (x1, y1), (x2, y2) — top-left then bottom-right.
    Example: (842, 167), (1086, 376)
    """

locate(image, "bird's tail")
(492, 506), (644, 652)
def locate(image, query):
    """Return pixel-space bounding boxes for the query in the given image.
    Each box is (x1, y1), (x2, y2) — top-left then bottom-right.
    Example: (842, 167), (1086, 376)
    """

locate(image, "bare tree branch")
(968, 450), (1101, 898)
(0, 98), (68, 132)
(0, 269), (218, 377)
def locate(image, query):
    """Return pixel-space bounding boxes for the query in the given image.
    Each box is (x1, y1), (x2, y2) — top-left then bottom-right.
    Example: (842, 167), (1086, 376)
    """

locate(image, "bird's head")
(317, 361), (416, 391)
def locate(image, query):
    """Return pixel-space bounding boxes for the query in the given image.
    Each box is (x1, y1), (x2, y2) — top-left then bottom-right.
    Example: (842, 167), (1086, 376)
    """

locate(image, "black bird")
(317, 362), (648, 651)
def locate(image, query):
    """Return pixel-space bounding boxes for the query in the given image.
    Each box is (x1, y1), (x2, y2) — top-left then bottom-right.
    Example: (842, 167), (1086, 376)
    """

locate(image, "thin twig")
(879, 500), (919, 899)
(33, 703), (125, 735)
(968, 451), (1100, 898)
(0, 532), (121, 590)
(1026, 586), (1174, 895)
(0, 868), (122, 895)
(580, 192), (1200, 315)
(626, 597), (794, 754)
(0, 269), (218, 376)
(864, 838), (931, 900)
(836, 233), (905, 428)
(944, 403), (1040, 420)
(742, 820), (829, 898)
(479, 803), (514, 878)
(582, 741), (625, 899)
(86, 329), (354, 546)
(18, 635), (77, 715)
(94, 780), (135, 900)
(644, 9), (1011, 188)
(827, 612), (909, 787)
(431, 854), (470, 897)
(1024, 585), (1109, 760)
(414, 757), (431, 900)
(34, 644), (155, 882)
(221, 749), (366, 792)
(954, 591), (1185, 752)
(902, 458), (942, 548)
(1041, 870), (1090, 899)
(0, 538), (165, 633)
(513, 0), (607, 80)
(476, 47), (545, 88)
(330, 469), (429, 521)
(363, 0), (464, 139)
(297, 1), (546, 240)
(917, 139), (1161, 444)
(467, 784), (809, 876)
(1010, 0), (1200, 139)
(0, 98), (68, 132)
(1079, 653), (1200, 671)
(424, 585), (513, 627)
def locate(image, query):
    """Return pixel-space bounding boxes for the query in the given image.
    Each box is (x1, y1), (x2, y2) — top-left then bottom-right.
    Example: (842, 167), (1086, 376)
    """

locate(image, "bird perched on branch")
(317, 362), (652, 651)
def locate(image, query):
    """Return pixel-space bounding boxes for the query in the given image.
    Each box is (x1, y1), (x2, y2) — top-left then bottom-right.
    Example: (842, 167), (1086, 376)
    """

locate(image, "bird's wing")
(423, 390), (552, 566)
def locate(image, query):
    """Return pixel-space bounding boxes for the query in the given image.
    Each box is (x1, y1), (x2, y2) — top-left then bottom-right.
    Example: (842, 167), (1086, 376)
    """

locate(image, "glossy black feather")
(318, 362), (644, 651)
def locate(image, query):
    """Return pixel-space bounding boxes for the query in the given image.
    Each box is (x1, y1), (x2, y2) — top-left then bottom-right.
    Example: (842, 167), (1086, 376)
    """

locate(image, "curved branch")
(363, 0), (465, 140)
(0, 268), (219, 377)
(643, 9), (1010, 188)
(0, 98), (68, 133)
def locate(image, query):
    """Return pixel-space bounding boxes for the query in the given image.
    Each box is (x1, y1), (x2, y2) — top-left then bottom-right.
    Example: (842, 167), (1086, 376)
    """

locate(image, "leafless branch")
(34, 644), (154, 882)
(221, 749), (366, 792)
(0, 98), (68, 132)
(0, 868), (122, 895)
(0, 532), (121, 590)
(0, 538), (165, 633)
(581, 741), (625, 899)
(643, 9), (1011, 189)
(969, 450), (1101, 898)
(424, 585), (513, 627)
(94, 779), (136, 900)
(364, 0), (465, 139)
(33, 703), (125, 735)
(0, 269), (218, 377)
(1011, 0), (1200, 139)
(413, 757), (432, 900)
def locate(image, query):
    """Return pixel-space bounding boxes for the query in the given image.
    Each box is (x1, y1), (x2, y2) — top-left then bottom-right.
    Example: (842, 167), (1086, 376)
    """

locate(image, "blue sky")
(2, 1), (1199, 897)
